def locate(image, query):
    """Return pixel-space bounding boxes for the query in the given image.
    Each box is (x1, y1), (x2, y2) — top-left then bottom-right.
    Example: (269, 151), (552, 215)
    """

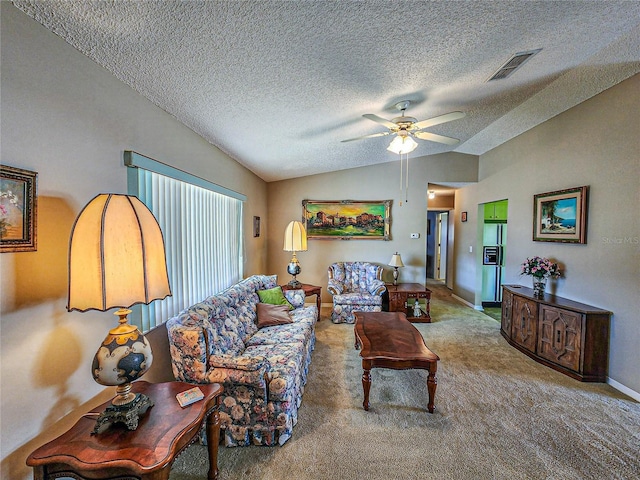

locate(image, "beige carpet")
(170, 286), (640, 480)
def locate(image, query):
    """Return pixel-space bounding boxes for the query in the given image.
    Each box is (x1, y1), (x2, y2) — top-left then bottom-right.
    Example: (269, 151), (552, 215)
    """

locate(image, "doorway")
(426, 210), (449, 283)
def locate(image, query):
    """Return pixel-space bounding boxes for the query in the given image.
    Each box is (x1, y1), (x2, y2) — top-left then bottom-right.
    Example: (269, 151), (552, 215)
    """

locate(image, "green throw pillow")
(258, 286), (294, 310)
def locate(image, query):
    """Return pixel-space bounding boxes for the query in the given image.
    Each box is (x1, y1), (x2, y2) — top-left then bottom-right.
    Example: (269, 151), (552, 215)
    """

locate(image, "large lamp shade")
(283, 220), (308, 252)
(68, 194), (170, 311)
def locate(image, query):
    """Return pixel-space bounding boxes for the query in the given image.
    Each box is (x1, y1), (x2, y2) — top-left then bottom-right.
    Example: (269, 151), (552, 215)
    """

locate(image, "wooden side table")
(386, 283), (432, 322)
(27, 381), (223, 480)
(282, 283), (322, 321)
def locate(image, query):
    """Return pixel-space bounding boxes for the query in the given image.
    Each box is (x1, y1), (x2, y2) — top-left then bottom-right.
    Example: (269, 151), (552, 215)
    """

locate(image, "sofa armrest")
(283, 289), (305, 309)
(206, 354), (269, 399)
(368, 279), (386, 296)
(327, 279), (343, 295)
(167, 325), (209, 383)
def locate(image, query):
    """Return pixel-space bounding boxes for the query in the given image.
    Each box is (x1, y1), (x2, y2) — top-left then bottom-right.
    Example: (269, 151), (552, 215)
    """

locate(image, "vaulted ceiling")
(12, 1), (640, 182)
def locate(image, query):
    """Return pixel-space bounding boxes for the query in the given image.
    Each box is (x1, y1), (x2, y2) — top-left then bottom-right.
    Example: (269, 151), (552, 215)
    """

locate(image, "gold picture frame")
(1, 165), (38, 252)
(303, 199), (391, 240)
(533, 186), (588, 243)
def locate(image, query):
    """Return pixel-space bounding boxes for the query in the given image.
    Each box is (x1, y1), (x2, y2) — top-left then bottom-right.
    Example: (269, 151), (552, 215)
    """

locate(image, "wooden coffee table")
(354, 311), (440, 413)
(27, 381), (223, 480)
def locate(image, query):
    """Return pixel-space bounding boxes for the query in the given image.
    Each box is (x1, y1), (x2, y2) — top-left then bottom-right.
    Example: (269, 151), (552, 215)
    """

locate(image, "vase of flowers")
(520, 256), (560, 297)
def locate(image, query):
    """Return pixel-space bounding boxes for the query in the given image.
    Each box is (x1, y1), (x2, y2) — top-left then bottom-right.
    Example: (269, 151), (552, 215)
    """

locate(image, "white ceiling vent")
(487, 49), (542, 81)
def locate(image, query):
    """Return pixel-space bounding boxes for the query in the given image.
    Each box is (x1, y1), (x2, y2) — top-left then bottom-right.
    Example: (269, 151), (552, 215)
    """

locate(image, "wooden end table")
(27, 381), (223, 480)
(354, 311), (439, 413)
(386, 283), (432, 322)
(281, 282), (322, 321)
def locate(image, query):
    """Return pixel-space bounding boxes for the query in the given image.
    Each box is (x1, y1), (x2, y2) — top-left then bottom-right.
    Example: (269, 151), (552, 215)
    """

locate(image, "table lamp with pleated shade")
(67, 193), (171, 434)
(283, 220), (307, 288)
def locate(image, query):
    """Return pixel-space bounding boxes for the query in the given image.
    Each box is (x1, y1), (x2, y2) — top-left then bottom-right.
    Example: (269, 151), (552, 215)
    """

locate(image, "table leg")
(205, 401), (221, 480)
(426, 362), (437, 413)
(425, 294), (432, 321)
(362, 362), (372, 411)
(315, 293), (321, 321)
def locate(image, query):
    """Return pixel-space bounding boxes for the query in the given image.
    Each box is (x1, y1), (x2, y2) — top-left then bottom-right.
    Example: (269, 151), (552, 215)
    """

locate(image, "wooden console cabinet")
(501, 285), (611, 382)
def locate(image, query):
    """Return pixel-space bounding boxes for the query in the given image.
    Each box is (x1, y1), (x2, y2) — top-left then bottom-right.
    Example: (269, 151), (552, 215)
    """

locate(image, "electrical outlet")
(410, 233), (420, 239)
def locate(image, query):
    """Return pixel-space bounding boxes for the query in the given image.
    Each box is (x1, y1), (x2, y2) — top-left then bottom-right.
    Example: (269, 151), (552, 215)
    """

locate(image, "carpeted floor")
(169, 285), (640, 480)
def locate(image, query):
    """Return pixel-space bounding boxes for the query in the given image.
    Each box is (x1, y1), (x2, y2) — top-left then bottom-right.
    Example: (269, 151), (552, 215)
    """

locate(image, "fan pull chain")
(399, 153), (409, 206)
(399, 153), (403, 205)
(405, 153), (409, 204)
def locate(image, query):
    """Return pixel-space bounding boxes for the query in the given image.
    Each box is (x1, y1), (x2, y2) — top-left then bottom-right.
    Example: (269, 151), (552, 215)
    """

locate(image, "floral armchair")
(327, 262), (386, 323)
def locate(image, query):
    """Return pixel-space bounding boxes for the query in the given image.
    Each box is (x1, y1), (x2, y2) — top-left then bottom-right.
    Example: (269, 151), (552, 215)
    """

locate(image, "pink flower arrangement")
(520, 256), (561, 279)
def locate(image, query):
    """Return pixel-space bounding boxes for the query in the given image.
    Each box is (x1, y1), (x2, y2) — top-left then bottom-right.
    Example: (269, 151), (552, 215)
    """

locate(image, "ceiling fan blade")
(413, 131), (460, 145)
(362, 114), (397, 129)
(341, 131), (391, 143)
(413, 111), (466, 130)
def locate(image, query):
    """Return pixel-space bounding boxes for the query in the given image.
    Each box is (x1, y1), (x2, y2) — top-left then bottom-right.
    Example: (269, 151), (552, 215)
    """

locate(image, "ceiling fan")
(342, 100), (465, 150)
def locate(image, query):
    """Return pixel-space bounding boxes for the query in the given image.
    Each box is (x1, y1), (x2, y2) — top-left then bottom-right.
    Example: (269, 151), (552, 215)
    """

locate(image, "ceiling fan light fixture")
(387, 135), (418, 155)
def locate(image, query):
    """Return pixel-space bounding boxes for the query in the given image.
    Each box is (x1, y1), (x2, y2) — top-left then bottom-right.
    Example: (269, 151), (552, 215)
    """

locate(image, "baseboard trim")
(607, 377), (640, 402)
(451, 294), (482, 310)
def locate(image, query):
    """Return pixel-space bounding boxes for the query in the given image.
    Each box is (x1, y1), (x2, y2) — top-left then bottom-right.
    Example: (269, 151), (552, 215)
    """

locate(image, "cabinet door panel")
(389, 293), (402, 312)
(538, 305), (582, 372)
(501, 289), (513, 336)
(494, 200), (508, 221)
(511, 295), (537, 353)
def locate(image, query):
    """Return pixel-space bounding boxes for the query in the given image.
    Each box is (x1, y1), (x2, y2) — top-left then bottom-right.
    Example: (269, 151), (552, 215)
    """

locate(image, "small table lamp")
(388, 252), (404, 286)
(283, 220), (307, 288)
(67, 194), (171, 434)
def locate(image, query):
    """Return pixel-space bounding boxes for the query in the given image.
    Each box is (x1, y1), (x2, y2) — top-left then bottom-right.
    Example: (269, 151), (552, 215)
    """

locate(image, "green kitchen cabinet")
(484, 200), (508, 222)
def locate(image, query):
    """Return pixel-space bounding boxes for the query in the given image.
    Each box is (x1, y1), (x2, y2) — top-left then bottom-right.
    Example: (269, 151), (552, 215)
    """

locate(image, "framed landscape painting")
(303, 199), (391, 240)
(533, 186), (588, 243)
(1, 165), (38, 252)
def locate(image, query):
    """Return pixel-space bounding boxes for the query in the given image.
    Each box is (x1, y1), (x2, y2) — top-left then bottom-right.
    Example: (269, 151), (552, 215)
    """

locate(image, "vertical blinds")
(126, 151), (245, 332)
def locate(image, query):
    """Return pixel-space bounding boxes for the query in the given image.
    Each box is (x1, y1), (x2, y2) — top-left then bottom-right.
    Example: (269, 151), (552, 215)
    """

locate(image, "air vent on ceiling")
(487, 49), (542, 81)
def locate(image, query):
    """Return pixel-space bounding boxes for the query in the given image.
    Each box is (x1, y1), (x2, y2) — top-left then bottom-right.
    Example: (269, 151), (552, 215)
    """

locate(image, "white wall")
(267, 152), (479, 303)
(0, 5), (268, 479)
(453, 74), (640, 395)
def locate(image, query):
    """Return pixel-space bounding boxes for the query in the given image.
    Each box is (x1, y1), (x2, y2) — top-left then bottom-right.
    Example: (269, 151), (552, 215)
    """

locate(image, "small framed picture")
(1, 165), (38, 252)
(253, 216), (261, 237)
(461, 211), (468, 222)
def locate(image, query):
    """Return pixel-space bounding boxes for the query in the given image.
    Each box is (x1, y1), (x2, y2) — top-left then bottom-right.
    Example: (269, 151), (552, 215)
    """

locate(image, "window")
(125, 151), (245, 331)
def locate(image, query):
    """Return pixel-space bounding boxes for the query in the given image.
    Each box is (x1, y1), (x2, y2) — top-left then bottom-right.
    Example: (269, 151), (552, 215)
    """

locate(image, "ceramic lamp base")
(287, 254), (302, 289)
(91, 309), (154, 434)
(92, 392), (154, 435)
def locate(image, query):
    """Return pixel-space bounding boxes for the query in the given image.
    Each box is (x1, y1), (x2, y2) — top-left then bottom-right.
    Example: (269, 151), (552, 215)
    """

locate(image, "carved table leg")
(315, 294), (321, 322)
(362, 362), (372, 411)
(426, 361), (437, 413)
(206, 399), (221, 480)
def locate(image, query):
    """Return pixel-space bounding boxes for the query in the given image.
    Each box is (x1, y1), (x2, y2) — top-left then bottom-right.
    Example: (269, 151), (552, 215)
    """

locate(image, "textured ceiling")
(12, 1), (640, 182)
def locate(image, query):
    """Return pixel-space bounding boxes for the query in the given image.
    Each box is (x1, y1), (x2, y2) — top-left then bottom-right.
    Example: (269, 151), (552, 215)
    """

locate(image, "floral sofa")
(327, 262), (386, 323)
(166, 274), (317, 446)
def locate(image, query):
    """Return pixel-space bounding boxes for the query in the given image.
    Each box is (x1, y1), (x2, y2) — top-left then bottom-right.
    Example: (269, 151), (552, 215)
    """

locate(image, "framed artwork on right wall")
(533, 185), (588, 243)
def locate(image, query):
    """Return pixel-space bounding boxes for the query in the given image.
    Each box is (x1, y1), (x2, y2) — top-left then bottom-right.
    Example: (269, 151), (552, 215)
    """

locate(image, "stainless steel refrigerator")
(482, 223), (506, 306)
